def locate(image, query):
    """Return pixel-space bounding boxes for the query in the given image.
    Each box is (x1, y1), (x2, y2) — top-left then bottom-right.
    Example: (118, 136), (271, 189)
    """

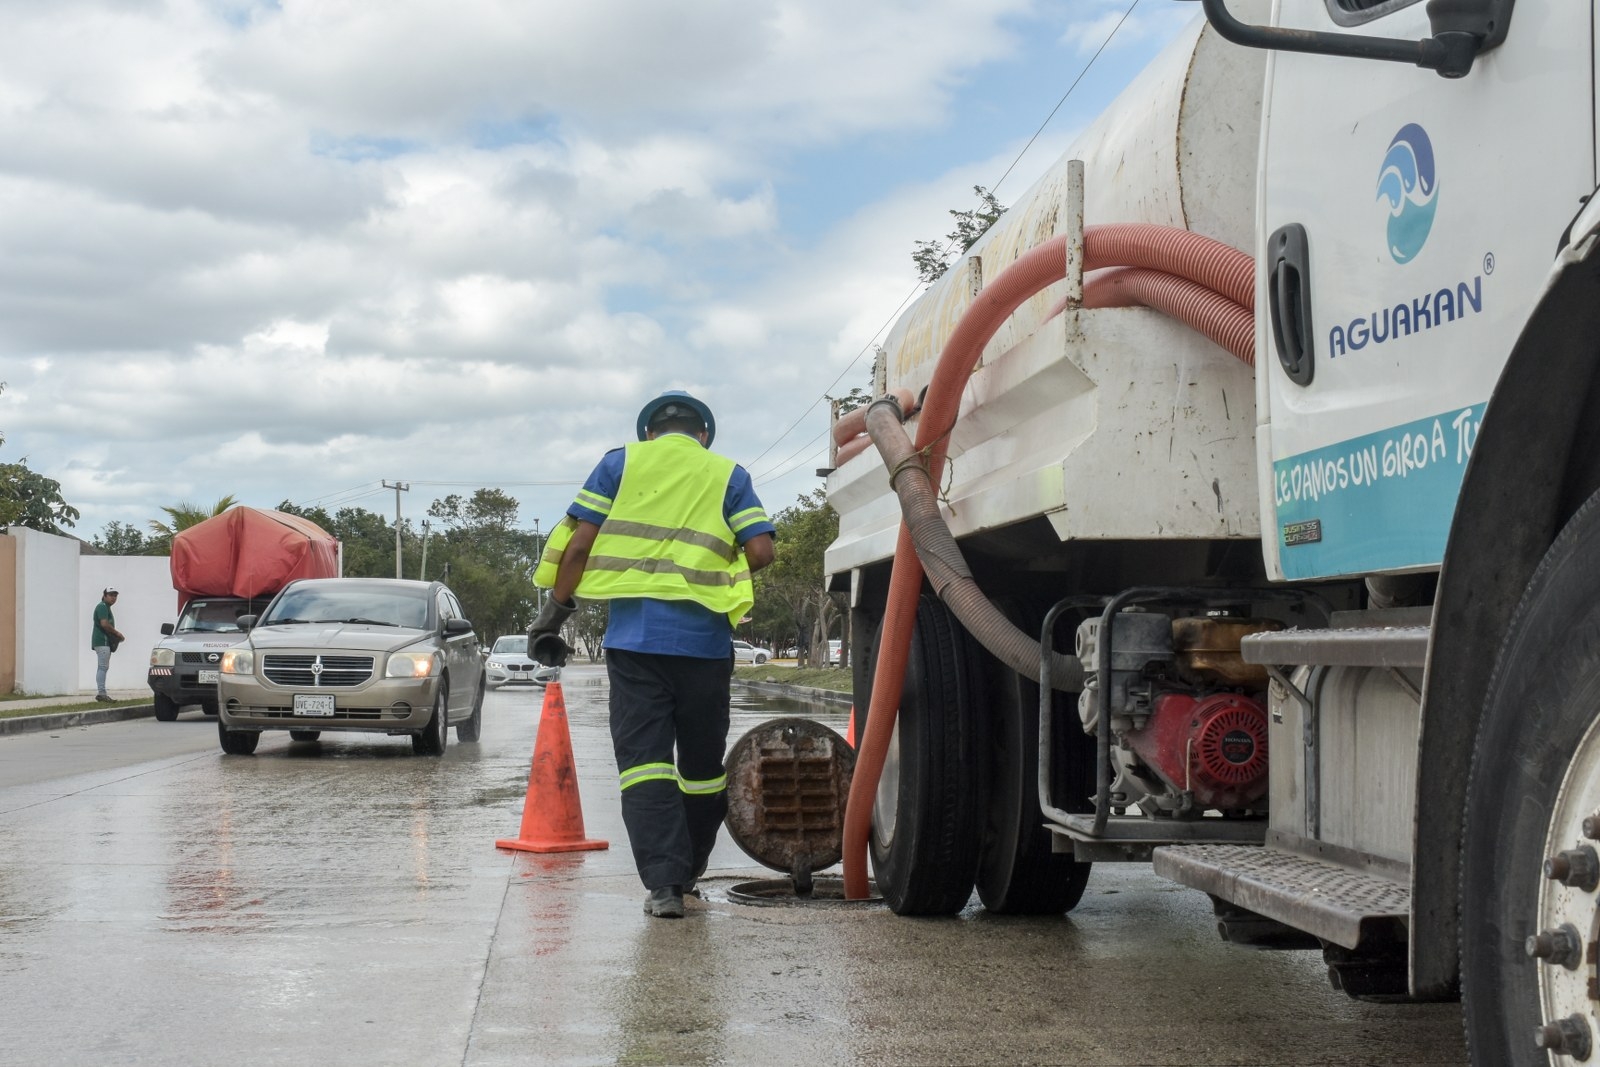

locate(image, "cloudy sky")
(1, 0), (1193, 543)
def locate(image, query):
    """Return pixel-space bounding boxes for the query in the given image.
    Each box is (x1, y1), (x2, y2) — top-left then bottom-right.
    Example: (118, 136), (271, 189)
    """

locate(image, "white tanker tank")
(827, 3), (1270, 581)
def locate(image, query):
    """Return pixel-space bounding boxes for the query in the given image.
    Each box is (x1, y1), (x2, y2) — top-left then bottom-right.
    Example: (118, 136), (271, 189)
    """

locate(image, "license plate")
(198, 670), (219, 685)
(293, 694), (335, 717)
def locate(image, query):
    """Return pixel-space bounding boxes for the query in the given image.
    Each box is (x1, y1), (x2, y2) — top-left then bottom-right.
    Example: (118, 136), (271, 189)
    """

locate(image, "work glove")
(528, 596), (577, 668)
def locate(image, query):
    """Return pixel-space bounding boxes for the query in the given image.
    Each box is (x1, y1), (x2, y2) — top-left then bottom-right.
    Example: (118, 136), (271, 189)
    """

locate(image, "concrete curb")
(0, 703), (157, 736)
(734, 679), (852, 708)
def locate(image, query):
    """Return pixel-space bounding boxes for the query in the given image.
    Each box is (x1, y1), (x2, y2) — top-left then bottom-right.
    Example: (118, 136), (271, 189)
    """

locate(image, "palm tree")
(146, 494), (239, 553)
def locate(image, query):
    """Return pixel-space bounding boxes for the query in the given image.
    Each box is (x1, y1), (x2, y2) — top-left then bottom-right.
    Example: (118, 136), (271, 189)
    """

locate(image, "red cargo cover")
(171, 507), (340, 604)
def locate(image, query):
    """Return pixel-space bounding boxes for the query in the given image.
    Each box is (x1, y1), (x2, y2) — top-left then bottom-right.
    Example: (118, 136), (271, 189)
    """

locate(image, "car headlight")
(220, 648), (254, 675)
(386, 651), (439, 679)
(487, 658), (508, 669)
(150, 648), (176, 667)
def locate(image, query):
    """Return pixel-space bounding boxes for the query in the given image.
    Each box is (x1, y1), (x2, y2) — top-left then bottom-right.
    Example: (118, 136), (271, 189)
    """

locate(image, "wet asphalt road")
(0, 663), (1467, 1066)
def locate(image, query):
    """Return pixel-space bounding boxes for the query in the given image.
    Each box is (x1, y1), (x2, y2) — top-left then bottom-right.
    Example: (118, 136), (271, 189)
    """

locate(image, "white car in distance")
(732, 640), (770, 665)
(485, 635), (559, 689)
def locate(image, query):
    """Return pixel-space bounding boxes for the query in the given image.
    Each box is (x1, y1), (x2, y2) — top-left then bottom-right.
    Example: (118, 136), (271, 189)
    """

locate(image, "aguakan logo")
(1376, 123), (1438, 264)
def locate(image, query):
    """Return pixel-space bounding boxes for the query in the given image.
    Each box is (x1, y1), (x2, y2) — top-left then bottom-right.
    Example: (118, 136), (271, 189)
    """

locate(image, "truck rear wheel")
(1463, 487), (1600, 1065)
(153, 692), (179, 722)
(976, 611), (1092, 915)
(865, 594), (986, 915)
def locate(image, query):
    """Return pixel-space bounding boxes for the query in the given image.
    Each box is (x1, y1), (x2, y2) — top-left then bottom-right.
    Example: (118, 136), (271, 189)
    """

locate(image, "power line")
(743, 0), (1144, 474)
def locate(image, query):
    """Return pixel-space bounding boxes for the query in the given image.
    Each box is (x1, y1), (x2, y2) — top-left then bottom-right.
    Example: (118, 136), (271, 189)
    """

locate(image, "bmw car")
(215, 578), (484, 756)
(484, 634), (559, 689)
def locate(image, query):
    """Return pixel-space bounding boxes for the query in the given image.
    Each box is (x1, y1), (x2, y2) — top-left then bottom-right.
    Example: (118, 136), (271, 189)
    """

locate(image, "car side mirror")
(444, 618), (474, 635)
(160, 623), (174, 636)
(236, 615), (256, 632)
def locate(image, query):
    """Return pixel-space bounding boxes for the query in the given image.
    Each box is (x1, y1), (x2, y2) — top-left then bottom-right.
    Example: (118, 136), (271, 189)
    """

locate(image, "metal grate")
(262, 653), (374, 688)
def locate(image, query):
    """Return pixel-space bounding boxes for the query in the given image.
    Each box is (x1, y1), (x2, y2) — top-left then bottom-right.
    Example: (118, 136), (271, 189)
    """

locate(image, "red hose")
(841, 223), (1255, 900)
(1083, 268), (1255, 366)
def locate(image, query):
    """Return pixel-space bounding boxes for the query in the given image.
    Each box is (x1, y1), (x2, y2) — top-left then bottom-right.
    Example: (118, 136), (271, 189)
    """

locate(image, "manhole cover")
(726, 876), (882, 908)
(724, 717), (854, 891)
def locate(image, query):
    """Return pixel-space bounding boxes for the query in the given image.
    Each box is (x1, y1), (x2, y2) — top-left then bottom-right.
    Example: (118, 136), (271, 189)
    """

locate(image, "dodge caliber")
(215, 578), (484, 756)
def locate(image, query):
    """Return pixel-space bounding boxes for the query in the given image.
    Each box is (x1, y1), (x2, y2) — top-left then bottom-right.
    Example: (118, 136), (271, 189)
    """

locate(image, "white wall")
(79, 554), (177, 694)
(9, 528), (175, 696)
(14, 528), (79, 694)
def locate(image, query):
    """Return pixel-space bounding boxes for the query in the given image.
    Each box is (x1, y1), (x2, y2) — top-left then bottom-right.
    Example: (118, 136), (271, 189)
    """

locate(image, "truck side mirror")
(236, 615), (256, 632)
(1201, 0), (1515, 80)
(444, 618), (474, 635)
(160, 623), (174, 636)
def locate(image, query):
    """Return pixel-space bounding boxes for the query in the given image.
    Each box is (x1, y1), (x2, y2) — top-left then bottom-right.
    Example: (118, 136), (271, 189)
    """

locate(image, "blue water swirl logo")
(1376, 123), (1438, 264)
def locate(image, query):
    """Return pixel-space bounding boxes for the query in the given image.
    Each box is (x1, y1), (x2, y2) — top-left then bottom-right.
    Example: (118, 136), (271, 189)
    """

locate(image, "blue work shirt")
(568, 436), (775, 659)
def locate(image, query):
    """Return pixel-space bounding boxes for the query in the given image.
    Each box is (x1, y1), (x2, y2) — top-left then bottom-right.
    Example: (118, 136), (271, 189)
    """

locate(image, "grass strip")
(0, 699), (151, 721)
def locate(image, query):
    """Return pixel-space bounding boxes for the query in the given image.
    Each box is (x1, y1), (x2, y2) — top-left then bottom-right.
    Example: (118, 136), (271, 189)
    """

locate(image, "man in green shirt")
(91, 587), (124, 702)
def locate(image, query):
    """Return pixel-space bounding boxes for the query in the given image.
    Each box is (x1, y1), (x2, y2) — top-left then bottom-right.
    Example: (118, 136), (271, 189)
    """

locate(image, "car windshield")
(175, 600), (253, 634)
(261, 584), (431, 629)
(492, 636), (527, 655)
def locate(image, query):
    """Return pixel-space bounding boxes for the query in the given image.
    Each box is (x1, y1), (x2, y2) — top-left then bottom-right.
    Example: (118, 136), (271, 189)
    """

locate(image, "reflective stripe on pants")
(607, 647), (732, 892)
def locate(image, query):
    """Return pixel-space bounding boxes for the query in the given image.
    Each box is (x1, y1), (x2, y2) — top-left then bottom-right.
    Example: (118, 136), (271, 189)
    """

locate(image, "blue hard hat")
(636, 390), (715, 447)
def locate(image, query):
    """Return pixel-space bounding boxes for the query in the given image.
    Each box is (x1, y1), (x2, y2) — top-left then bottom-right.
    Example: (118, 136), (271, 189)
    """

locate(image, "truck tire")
(201, 698), (219, 717)
(865, 594), (986, 915)
(218, 720), (259, 755)
(1463, 487), (1600, 1065)
(976, 606), (1092, 915)
(153, 692), (179, 722)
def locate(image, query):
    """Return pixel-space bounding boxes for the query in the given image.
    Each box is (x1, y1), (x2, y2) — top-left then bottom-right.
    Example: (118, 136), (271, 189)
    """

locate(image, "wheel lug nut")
(1534, 1015), (1593, 1060)
(1545, 846), (1600, 891)
(1583, 814), (1600, 840)
(1526, 924), (1584, 969)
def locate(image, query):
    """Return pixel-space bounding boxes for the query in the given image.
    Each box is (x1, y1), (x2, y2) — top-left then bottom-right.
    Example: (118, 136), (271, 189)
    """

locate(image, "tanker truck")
(823, 1), (1595, 1062)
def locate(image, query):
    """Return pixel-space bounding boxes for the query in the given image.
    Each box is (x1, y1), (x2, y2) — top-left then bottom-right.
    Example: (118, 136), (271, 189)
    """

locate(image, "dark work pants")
(606, 648), (733, 891)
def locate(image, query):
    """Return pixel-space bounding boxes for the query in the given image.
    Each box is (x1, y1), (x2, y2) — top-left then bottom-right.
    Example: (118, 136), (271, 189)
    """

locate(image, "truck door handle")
(1268, 223), (1315, 387)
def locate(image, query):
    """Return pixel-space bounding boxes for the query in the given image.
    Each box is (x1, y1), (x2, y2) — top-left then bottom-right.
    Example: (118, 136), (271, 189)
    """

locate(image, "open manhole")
(723, 717), (879, 906)
(727, 875), (882, 908)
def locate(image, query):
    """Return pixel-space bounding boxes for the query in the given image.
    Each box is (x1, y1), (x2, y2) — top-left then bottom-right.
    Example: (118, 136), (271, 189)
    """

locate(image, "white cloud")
(0, 0), (1192, 539)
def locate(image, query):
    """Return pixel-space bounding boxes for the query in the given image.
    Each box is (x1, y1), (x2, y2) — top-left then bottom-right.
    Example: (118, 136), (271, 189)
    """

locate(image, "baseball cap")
(103, 587), (119, 595)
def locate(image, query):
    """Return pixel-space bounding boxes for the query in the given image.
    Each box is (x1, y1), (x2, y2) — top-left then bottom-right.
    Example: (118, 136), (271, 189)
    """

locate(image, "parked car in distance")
(147, 595), (271, 721)
(485, 635), (560, 688)
(828, 639), (842, 665)
(215, 578), (484, 756)
(781, 646), (799, 658)
(732, 640), (770, 665)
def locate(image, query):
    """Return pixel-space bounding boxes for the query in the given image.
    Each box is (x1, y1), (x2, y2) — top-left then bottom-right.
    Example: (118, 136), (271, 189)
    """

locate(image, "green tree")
(0, 461), (79, 534)
(93, 521), (149, 554)
(911, 185), (1007, 284)
(417, 488), (542, 642)
(146, 495), (239, 554)
(753, 489), (844, 666)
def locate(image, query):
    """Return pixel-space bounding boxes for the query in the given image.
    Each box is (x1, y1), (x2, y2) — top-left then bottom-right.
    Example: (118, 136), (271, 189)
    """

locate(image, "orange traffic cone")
(495, 681), (609, 853)
(845, 706), (856, 748)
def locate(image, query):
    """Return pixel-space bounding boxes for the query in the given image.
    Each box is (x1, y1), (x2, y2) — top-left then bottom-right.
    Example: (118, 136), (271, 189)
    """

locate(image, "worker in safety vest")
(529, 390), (776, 919)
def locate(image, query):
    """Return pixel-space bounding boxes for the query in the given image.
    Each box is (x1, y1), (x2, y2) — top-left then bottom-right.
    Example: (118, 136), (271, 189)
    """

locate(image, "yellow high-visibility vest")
(534, 435), (754, 627)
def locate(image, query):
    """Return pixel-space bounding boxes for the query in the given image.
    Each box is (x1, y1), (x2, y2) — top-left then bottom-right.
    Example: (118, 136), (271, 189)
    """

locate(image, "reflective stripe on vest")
(534, 435), (755, 627)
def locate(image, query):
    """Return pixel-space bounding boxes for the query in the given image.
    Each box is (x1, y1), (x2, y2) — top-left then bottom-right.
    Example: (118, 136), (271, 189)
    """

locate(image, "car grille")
(181, 652), (216, 664)
(262, 654), (374, 688)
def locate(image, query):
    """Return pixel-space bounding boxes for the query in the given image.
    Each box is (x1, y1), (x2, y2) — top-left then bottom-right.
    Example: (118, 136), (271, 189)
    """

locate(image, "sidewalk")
(0, 689), (155, 736)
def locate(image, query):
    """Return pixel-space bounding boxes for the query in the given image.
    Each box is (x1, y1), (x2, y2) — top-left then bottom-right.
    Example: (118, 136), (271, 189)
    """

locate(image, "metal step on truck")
(823, 1), (1600, 1062)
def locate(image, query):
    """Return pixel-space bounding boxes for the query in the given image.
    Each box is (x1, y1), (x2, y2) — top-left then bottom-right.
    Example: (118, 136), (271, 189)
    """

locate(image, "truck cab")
(147, 596), (268, 720)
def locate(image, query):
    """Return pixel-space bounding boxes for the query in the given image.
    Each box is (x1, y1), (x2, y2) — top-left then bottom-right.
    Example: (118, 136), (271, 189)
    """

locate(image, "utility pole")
(419, 519), (432, 581)
(531, 517), (543, 611)
(383, 480), (409, 578)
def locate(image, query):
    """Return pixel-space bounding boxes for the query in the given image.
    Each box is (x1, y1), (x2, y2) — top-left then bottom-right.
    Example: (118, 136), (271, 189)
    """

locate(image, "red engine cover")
(1124, 692), (1269, 810)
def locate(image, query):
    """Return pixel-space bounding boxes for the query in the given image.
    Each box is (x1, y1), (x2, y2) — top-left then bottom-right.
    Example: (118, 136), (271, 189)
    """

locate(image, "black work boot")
(643, 885), (685, 919)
